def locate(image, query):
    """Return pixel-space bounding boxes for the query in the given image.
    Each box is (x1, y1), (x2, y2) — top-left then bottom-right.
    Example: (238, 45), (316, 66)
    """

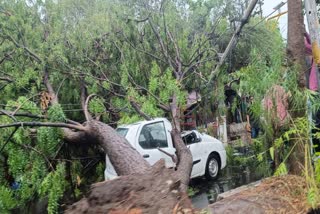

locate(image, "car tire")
(205, 153), (220, 180)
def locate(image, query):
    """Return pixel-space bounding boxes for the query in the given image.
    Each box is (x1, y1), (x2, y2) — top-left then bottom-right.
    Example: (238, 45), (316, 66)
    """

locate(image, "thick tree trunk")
(287, 0), (307, 88)
(85, 120), (150, 175)
(65, 120), (194, 213)
(66, 160), (194, 214)
(171, 93), (181, 132)
(287, 0), (307, 175)
(171, 129), (193, 192)
(169, 92), (193, 192)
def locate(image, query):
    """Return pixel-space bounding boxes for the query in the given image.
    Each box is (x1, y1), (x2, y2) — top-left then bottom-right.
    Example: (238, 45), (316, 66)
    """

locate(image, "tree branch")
(43, 66), (89, 141)
(11, 93), (41, 116)
(0, 50), (15, 65)
(0, 122), (86, 131)
(126, 15), (150, 23)
(158, 147), (177, 163)
(149, 20), (176, 69)
(167, 30), (182, 78)
(126, 71), (170, 111)
(7, 35), (42, 63)
(80, 79), (88, 113)
(84, 94), (97, 121)
(0, 127), (18, 153)
(0, 83), (12, 91)
(43, 67), (59, 104)
(129, 99), (152, 120)
(121, 32), (167, 64)
(157, 103), (170, 112)
(206, 0), (259, 84)
(0, 76), (13, 82)
(0, 110), (17, 121)
(11, 139), (54, 171)
(0, 110), (80, 125)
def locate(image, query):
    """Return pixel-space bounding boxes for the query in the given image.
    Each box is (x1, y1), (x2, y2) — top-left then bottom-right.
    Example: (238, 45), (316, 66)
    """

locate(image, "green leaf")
(274, 163), (288, 176)
(269, 147), (274, 161)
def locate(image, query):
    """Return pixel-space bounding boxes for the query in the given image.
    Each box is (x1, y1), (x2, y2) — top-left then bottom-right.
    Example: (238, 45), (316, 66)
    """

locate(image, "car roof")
(117, 118), (169, 129)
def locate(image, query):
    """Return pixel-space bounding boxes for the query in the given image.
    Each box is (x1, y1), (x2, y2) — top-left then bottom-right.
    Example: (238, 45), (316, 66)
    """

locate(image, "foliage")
(0, 0), (281, 212)
(225, 141), (272, 178)
(88, 97), (106, 117)
(0, 103), (67, 213)
(0, 186), (18, 213)
(38, 163), (66, 214)
(269, 115), (320, 208)
(187, 186), (199, 197)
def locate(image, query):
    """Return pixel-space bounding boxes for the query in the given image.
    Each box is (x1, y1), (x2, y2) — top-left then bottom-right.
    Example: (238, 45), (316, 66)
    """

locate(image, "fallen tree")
(45, 63), (193, 212)
(66, 160), (193, 214)
(0, 64), (194, 213)
(0, 102), (194, 213)
(1, 0), (312, 213)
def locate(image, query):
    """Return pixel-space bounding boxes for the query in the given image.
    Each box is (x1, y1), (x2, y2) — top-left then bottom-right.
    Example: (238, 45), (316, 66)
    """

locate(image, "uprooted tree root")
(66, 160), (194, 214)
(209, 175), (312, 214)
(66, 168), (314, 213)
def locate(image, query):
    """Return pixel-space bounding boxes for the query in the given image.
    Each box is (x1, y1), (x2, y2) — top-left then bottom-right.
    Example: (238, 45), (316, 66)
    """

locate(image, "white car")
(104, 118), (227, 180)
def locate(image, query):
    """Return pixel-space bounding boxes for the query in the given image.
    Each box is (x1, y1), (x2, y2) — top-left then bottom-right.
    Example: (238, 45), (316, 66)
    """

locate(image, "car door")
(183, 131), (204, 177)
(135, 121), (171, 166)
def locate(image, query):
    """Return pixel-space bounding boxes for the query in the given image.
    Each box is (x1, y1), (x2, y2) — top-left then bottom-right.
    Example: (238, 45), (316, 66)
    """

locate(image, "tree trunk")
(66, 160), (194, 214)
(85, 120), (150, 175)
(171, 93), (182, 132)
(287, 0), (307, 175)
(287, 0), (307, 88)
(64, 120), (194, 213)
(171, 129), (193, 192)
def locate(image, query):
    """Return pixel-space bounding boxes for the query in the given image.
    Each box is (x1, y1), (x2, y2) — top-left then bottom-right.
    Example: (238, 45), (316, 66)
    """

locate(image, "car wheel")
(205, 154), (220, 180)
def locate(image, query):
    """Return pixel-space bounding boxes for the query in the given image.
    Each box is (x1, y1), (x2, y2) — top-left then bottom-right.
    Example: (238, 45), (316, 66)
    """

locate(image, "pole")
(305, 0), (320, 65)
(305, 0), (320, 157)
(206, 0), (258, 85)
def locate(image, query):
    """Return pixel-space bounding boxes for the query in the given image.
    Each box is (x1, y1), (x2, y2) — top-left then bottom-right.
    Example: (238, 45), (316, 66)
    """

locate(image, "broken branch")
(84, 94), (97, 121)
(0, 127), (18, 153)
(0, 122), (86, 131)
(158, 147), (177, 163)
(129, 99), (152, 121)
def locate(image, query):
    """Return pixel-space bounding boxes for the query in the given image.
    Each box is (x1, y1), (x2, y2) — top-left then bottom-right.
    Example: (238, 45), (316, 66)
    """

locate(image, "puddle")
(190, 165), (263, 209)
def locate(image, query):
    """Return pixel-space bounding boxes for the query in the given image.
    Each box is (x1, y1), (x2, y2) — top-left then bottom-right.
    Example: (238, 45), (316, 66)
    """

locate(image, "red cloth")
(305, 33), (318, 91)
(263, 85), (289, 127)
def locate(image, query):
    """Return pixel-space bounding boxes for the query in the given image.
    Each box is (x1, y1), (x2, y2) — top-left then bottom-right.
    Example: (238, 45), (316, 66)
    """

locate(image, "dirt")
(208, 175), (311, 214)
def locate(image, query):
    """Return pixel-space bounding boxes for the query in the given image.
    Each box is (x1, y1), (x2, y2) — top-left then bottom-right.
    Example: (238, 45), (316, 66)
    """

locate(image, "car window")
(139, 122), (168, 149)
(182, 132), (198, 145)
(116, 128), (129, 137)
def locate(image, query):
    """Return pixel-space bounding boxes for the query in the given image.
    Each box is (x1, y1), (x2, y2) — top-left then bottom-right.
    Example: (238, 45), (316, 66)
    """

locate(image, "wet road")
(190, 165), (262, 209)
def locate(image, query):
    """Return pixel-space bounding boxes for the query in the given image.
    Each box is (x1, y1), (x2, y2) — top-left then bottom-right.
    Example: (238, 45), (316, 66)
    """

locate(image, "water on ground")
(190, 165), (263, 209)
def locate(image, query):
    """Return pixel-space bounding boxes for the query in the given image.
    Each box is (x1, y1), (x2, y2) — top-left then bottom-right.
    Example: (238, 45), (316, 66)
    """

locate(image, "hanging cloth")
(305, 33), (319, 91)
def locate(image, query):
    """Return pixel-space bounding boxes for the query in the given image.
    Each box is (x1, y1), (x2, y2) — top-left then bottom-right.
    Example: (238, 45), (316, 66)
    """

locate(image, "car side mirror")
(195, 137), (201, 143)
(191, 131), (201, 143)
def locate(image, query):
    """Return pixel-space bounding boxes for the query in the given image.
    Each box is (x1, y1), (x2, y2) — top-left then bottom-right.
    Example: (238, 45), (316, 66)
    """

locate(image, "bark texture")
(65, 123), (194, 213)
(171, 129), (193, 192)
(287, 0), (307, 88)
(287, 0), (307, 175)
(66, 160), (194, 214)
(86, 120), (150, 175)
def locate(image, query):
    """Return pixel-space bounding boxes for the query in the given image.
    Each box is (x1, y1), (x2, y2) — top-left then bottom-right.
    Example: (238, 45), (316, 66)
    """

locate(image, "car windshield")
(116, 128), (129, 137)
